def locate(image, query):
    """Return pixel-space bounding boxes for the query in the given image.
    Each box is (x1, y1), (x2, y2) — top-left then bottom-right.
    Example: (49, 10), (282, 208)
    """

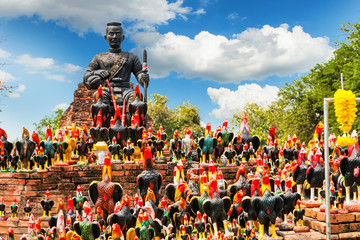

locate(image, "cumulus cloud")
(133, 24), (333, 83)
(53, 103), (69, 111)
(0, 48), (11, 59)
(46, 74), (66, 82)
(63, 63), (83, 74)
(207, 84), (280, 120)
(15, 54), (55, 69)
(14, 54), (82, 82)
(0, 70), (16, 82)
(0, 0), (192, 34)
(9, 84), (26, 98)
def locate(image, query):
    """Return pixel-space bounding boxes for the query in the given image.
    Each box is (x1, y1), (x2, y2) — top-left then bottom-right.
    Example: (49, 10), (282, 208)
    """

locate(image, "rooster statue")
(89, 155), (123, 221)
(15, 127), (36, 170)
(109, 105), (129, 147)
(170, 130), (182, 161)
(129, 84), (147, 127)
(63, 127), (77, 162)
(252, 188), (284, 238)
(40, 125), (56, 166)
(182, 128), (195, 158)
(91, 84), (111, 128)
(217, 119), (234, 148)
(136, 146), (163, 204)
(199, 123), (217, 163)
(339, 141), (360, 203)
(239, 112), (260, 154)
(152, 131), (166, 163)
(306, 148), (325, 203)
(0, 128), (13, 157)
(40, 190), (54, 217)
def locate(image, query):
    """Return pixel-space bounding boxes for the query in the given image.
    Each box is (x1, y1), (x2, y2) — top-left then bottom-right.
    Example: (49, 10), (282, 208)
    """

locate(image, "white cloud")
(15, 54), (82, 72)
(53, 103), (69, 111)
(0, 48), (11, 58)
(9, 84), (26, 98)
(200, 121), (207, 128)
(133, 24), (333, 83)
(227, 12), (239, 20)
(0, 0), (192, 34)
(14, 54), (82, 82)
(194, 9), (206, 15)
(15, 54), (55, 69)
(0, 70), (16, 82)
(63, 63), (83, 74)
(207, 84), (280, 120)
(46, 74), (66, 82)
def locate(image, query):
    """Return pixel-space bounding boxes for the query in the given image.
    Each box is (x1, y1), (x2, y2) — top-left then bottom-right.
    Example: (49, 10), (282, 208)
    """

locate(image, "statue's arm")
(132, 54), (149, 88)
(83, 56), (106, 90)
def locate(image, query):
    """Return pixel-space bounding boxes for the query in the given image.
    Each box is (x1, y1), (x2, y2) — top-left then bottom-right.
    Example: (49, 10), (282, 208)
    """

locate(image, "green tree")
(147, 94), (203, 143)
(277, 22), (360, 143)
(173, 101), (203, 142)
(147, 93), (176, 137)
(231, 102), (286, 146)
(231, 22), (360, 146)
(33, 109), (64, 140)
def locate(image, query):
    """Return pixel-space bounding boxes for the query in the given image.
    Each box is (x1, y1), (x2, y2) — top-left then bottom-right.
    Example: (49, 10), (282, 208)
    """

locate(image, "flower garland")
(334, 89), (357, 146)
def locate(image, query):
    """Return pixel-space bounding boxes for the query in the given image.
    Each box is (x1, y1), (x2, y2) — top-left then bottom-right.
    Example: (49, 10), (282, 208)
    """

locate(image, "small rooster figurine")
(40, 190), (54, 217)
(123, 139), (135, 162)
(73, 185), (89, 216)
(182, 128), (195, 158)
(137, 146), (163, 204)
(218, 119), (234, 148)
(306, 148), (325, 203)
(199, 123), (217, 163)
(0, 197), (5, 218)
(129, 84), (148, 127)
(90, 84), (111, 128)
(293, 200), (306, 228)
(10, 198), (18, 219)
(170, 130), (182, 161)
(24, 199), (32, 218)
(109, 136), (122, 161)
(152, 130), (166, 163)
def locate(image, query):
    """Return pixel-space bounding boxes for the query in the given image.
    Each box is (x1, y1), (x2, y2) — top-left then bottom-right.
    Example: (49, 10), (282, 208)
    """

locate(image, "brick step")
(303, 216), (360, 234)
(278, 228), (360, 240)
(305, 207), (360, 223)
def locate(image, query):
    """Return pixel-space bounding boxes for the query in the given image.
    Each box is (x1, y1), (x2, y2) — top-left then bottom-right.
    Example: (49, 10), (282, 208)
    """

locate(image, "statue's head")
(105, 22), (125, 49)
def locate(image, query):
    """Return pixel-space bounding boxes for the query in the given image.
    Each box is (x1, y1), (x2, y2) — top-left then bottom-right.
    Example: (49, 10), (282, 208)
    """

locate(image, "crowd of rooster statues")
(1, 99), (360, 240)
(2, 21), (360, 240)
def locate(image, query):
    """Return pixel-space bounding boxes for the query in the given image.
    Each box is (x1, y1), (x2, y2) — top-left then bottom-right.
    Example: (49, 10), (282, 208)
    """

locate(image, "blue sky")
(0, 0), (359, 141)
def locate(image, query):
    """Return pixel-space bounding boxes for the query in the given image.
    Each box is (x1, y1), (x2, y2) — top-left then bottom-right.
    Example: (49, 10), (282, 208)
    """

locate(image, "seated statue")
(83, 22), (149, 126)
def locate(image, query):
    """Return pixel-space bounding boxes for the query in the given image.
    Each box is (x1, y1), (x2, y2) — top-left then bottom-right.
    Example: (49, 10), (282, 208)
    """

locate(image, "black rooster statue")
(136, 146), (163, 204)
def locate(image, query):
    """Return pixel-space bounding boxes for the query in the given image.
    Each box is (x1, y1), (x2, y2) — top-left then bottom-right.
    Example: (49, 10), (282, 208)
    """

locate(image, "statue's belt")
(109, 79), (130, 88)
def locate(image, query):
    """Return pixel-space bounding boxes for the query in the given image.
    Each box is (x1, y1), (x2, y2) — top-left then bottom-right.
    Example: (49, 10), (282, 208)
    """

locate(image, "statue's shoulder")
(126, 51), (140, 59)
(95, 52), (110, 57)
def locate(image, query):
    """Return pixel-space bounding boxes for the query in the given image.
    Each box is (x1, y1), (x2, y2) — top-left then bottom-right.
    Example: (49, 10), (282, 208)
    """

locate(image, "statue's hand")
(96, 70), (111, 80)
(141, 73), (150, 86)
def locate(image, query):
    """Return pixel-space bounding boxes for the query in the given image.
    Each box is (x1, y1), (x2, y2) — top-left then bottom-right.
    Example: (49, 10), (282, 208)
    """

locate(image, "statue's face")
(105, 25), (124, 49)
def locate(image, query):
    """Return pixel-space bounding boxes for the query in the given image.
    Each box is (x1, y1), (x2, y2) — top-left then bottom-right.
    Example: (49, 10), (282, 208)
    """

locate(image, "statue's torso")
(90, 51), (142, 83)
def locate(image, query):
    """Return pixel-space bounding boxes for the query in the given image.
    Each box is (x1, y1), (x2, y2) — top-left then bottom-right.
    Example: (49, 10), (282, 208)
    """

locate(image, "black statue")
(83, 22), (149, 127)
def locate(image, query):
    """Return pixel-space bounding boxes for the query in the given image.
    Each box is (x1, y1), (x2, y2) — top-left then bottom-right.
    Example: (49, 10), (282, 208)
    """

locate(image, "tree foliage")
(148, 93), (203, 143)
(33, 109), (64, 140)
(231, 22), (360, 145)
(231, 102), (286, 146)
